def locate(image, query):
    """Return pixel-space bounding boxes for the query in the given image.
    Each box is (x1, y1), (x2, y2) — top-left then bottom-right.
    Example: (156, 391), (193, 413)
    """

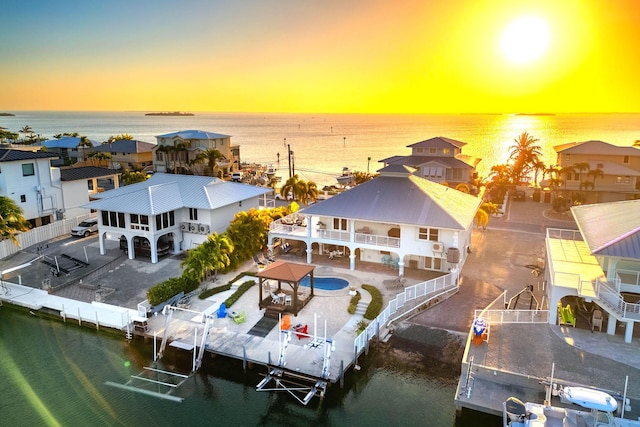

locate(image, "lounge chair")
(216, 303), (227, 319)
(233, 311), (246, 324)
(271, 291), (282, 304)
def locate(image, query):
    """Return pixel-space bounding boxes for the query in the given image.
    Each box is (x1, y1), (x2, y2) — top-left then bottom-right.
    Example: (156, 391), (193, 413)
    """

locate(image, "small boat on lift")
(504, 386), (640, 427)
(336, 167), (354, 186)
(265, 164), (277, 179)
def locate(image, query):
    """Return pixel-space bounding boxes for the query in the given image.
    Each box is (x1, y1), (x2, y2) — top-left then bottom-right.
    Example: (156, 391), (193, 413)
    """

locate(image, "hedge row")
(361, 284), (383, 320)
(347, 290), (361, 314)
(224, 280), (256, 308)
(147, 276), (198, 306)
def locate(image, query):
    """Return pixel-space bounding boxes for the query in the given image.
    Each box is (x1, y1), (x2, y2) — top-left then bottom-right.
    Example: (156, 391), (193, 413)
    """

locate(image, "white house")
(0, 148), (63, 226)
(59, 166), (121, 218)
(153, 130), (240, 175)
(545, 199), (640, 343)
(380, 136), (481, 190)
(268, 164), (481, 276)
(84, 173), (272, 263)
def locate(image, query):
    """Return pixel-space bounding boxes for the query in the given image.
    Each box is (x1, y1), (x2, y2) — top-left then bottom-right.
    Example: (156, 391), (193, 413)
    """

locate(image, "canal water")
(0, 308), (498, 426)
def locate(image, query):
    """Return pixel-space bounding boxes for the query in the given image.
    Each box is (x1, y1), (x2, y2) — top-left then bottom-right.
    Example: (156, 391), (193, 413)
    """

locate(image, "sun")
(501, 16), (551, 64)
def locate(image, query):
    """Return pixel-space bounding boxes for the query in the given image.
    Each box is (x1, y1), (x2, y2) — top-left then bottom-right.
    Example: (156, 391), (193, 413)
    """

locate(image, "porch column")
(624, 321), (634, 343)
(126, 238), (135, 261)
(349, 253), (356, 270)
(398, 261), (405, 276)
(150, 239), (159, 264)
(607, 316), (617, 335)
(306, 247), (313, 265)
(99, 233), (106, 256)
(606, 258), (619, 283)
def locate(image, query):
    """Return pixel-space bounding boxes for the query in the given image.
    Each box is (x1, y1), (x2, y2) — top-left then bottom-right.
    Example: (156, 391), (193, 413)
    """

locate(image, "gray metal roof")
(60, 166), (119, 181)
(554, 140), (640, 156)
(84, 173), (271, 215)
(571, 200), (640, 259)
(384, 154), (476, 169)
(407, 136), (467, 149)
(301, 167), (481, 230)
(41, 136), (98, 149)
(155, 130), (231, 140)
(0, 148), (58, 162)
(91, 139), (155, 154)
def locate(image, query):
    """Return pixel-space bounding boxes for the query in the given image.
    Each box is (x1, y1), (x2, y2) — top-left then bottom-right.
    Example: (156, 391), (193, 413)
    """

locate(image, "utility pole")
(287, 144), (292, 179)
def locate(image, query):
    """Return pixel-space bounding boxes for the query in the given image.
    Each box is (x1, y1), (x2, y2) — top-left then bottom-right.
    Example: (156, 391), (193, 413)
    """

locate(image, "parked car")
(231, 172), (243, 182)
(119, 235), (172, 258)
(71, 217), (99, 237)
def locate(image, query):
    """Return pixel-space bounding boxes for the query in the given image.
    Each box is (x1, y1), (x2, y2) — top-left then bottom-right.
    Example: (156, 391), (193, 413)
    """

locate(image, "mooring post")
(62, 303), (66, 322)
(78, 307), (81, 326)
(243, 346), (247, 373)
(339, 360), (344, 388)
(268, 351), (271, 365)
(95, 312), (99, 330)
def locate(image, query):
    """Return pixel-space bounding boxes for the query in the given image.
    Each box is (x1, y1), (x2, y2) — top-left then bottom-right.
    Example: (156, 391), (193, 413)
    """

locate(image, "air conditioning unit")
(180, 223), (189, 231)
(189, 223), (198, 233)
(432, 242), (444, 252)
(198, 224), (210, 234)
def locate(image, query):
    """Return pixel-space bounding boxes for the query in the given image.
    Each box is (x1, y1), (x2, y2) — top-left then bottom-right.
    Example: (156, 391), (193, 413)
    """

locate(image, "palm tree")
(174, 142), (188, 173)
(105, 134), (133, 144)
(280, 175), (305, 201)
(121, 169), (149, 185)
(190, 149), (225, 176)
(531, 159), (547, 187)
(587, 167), (604, 189)
(87, 151), (112, 167)
(507, 132), (542, 184)
(298, 181), (319, 206)
(77, 136), (93, 162)
(155, 145), (172, 172)
(0, 196), (31, 245)
(572, 162), (590, 190)
(181, 244), (214, 284)
(19, 125), (34, 142)
(202, 233), (234, 280)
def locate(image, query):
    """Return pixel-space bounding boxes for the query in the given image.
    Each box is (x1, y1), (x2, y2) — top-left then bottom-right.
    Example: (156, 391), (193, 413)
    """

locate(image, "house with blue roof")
(84, 173), (271, 263)
(153, 130), (241, 176)
(41, 136), (98, 165)
(546, 199), (640, 343)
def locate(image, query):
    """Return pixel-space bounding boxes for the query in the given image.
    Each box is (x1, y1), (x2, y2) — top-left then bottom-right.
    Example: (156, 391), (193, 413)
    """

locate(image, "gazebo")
(256, 260), (315, 317)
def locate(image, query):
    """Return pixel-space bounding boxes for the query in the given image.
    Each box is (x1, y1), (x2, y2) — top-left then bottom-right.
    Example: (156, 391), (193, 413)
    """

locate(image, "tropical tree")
(190, 149), (226, 176)
(54, 132), (79, 139)
(203, 232), (234, 280)
(19, 125), (34, 142)
(121, 169), (149, 185)
(174, 142), (188, 173)
(475, 208), (489, 230)
(104, 134), (133, 144)
(155, 145), (173, 172)
(78, 136), (93, 162)
(572, 162), (590, 190)
(531, 158), (547, 187)
(298, 181), (319, 206)
(507, 132), (542, 184)
(280, 175), (319, 205)
(0, 196), (31, 245)
(87, 151), (112, 167)
(352, 171), (378, 185)
(587, 167), (604, 190)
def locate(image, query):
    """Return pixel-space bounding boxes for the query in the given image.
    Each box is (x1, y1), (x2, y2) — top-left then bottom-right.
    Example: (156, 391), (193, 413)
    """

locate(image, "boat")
(336, 167), (354, 186)
(265, 164), (277, 179)
(504, 386), (640, 427)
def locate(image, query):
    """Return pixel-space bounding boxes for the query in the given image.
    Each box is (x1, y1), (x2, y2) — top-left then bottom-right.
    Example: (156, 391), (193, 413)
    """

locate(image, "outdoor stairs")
(354, 301), (367, 316)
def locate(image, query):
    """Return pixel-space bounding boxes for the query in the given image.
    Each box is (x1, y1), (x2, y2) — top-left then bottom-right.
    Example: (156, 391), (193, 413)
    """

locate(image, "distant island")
(514, 113), (556, 116)
(145, 112), (194, 116)
(0, 112), (15, 116)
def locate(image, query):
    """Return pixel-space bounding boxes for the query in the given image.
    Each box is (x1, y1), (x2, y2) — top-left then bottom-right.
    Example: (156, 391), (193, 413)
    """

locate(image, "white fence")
(473, 309), (549, 324)
(352, 273), (458, 357)
(0, 214), (91, 259)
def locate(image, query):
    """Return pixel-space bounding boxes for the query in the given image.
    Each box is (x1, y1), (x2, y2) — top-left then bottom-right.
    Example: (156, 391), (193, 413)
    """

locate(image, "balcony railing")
(596, 279), (640, 322)
(546, 228), (584, 241)
(616, 268), (640, 288)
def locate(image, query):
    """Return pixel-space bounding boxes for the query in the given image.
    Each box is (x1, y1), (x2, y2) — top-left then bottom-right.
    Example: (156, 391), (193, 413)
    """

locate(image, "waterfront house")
(379, 136), (481, 190)
(553, 140), (640, 203)
(268, 164), (481, 276)
(41, 136), (99, 166)
(545, 199), (640, 343)
(153, 130), (240, 176)
(59, 166), (120, 218)
(90, 139), (155, 171)
(0, 148), (61, 226)
(84, 173), (271, 263)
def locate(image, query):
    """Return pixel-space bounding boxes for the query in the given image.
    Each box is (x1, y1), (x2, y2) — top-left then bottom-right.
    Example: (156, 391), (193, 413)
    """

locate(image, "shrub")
(362, 284), (383, 320)
(347, 290), (361, 314)
(224, 280), (256, 308)
(147, 276), (198, 306)
(355, 320), (369, 335)
(199, 284), (232, 300)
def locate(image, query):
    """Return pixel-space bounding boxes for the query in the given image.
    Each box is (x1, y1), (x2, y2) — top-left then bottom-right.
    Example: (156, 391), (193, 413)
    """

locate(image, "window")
(624, 155), (629, 164)
(189, 208), (198, 221)
(22, 163), (35, 176)
(415, 148), (423, 153)
(616, 176), (630, 184)
(442, 148), (450, 154)
(418, 228), (439, 242)
(333, 217), (347, 231)
(429, 148), (437, 154)
(451, 169), (463, 180)
(130, 214), (150, 231)
(20, 194), (26, 203)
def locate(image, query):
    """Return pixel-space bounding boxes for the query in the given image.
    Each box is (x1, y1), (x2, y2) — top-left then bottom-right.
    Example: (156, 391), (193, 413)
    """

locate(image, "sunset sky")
(2, 0), (639, 114)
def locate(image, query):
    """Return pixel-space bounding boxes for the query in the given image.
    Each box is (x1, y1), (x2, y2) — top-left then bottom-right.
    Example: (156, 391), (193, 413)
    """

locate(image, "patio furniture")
(294, 324), (308, 339)
(233, 311), (246, 324)
(271, 291), (282, 304)
(285, 295), (292, 305)
(381, 254), (391, 266)
(390, 258), (400, 270)
(592, 309), (603, 332)
(216, 303), (227, 319)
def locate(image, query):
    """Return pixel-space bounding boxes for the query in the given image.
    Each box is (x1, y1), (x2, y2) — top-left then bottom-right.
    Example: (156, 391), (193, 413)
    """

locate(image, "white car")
(231, 172), (243, 182)
(71, 217), (98, 237)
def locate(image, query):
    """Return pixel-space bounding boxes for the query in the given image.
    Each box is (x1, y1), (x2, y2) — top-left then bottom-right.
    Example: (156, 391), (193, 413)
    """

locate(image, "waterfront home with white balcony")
(545, 199), (640, 343)
(84, 173), (271, 263)
(268, 164), (482, 276)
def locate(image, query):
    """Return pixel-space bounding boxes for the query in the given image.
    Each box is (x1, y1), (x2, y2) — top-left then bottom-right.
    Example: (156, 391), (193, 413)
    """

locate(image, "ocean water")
(0, 307), (485, 427)
(2, 111), (639, 187)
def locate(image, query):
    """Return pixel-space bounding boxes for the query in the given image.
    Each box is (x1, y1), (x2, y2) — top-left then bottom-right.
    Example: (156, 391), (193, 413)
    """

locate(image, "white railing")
(354, 232), (400, 248)
(597, 281), (640, 321)
(473, 309), (549, 324)
(546, 228), (584, 241)
(0, 214), (91, 260)
(353, 274), (457, 356)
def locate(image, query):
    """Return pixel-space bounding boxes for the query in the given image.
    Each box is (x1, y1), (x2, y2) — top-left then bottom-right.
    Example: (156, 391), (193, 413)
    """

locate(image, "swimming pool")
(300, 276), (349, 291)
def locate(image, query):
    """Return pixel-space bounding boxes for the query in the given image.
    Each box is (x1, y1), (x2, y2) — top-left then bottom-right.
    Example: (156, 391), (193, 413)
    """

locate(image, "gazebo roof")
(256, 260), (315, 283)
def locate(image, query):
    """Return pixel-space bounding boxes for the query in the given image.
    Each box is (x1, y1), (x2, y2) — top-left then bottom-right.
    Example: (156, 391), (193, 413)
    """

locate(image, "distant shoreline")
(0, 112), (15, 116)
(144, 112), (194, 116)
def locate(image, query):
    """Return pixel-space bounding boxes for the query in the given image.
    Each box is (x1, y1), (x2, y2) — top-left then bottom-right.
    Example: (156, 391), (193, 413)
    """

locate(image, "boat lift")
(506, 284), (541, 310)
(256, 314), (334, 405)
(106, 305), (214, 402)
